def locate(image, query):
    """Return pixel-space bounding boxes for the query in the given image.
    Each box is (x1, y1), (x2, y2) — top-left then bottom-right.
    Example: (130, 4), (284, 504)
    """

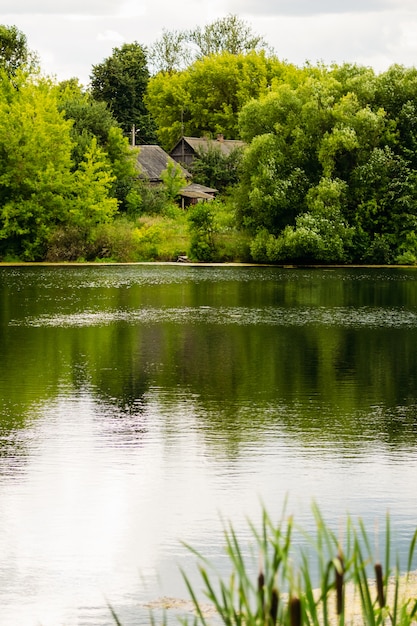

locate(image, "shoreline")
(1, 261), (417, 269)
(144, 571), (417, 624)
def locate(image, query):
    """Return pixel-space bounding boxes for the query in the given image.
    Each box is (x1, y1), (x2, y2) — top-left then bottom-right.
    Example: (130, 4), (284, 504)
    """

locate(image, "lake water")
(1, 264), (417, 625)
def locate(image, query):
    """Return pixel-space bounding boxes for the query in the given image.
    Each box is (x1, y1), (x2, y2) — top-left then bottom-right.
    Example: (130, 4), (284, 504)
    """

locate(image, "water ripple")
(11, 305), (417, 328)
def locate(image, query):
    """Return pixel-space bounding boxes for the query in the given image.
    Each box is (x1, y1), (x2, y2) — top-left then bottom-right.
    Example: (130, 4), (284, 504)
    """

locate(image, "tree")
(146, 51), (288, 149)
(57, 80), (139, 210)
(188, 14), (269, 58)
(69, 138), (118, 231)
(58, 79), (119, 164)
(144, 70), (188, 149)
(149, 15), (269, 75)
(0, 24), (38, 76)
(90, 42), (156, 143)
(188, 203), (216, 261)
(190, 144), (244, 192)
(160, 160), (187, 201)
(0, 73), (74, 258)
(250, 178), (353, 263)
(0, 72), (120, 260)
(148, 28), (192, 74)
(350, 146), (417, 261)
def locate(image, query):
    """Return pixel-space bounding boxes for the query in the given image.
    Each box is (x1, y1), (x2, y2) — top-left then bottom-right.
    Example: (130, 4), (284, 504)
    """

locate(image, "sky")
(2, 0), (417, 85)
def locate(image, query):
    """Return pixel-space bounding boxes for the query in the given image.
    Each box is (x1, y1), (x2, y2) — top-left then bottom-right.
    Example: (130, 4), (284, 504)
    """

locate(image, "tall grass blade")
(406, 528), (417, 576)
(107, 602), (123, 626)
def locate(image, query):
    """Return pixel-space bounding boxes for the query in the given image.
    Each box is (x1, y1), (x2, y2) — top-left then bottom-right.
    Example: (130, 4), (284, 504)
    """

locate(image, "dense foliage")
(236, 64), (417, 264)
(145, 51), (289, 149)
(3, 20), (417, 264)
(0, 24), (38, 76)
(0, 71), (119, 259)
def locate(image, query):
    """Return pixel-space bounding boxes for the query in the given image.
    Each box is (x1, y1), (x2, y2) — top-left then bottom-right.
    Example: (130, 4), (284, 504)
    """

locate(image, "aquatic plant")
(179, 504), (417, 626)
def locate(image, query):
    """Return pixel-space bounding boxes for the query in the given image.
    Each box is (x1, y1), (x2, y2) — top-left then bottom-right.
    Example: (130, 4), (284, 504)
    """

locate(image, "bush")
(45, 225), (93, 261)
(188, 203), (217, 261)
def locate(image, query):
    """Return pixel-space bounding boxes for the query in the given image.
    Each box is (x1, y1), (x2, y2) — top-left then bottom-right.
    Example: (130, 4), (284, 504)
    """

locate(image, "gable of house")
(170, 136), (245, 167)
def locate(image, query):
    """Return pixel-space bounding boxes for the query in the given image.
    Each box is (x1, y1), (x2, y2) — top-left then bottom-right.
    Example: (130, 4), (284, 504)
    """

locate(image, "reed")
(178, 505), (417, 626)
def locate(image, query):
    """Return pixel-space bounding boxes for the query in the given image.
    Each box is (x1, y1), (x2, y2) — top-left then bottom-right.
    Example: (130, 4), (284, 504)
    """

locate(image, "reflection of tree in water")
(92, 396), (149, 449)
(3, 266), (417, 462)
(0, 425), (31, 480)
(76, 315), (417, 458)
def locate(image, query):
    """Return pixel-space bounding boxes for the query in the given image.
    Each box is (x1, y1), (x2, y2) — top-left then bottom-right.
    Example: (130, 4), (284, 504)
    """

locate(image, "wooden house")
(170, 135), (246, 168)
(135, 145), (218, 208)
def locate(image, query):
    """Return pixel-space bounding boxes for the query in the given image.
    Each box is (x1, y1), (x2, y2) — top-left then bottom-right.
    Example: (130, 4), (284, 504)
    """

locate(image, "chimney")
(217, 133), (224, 142)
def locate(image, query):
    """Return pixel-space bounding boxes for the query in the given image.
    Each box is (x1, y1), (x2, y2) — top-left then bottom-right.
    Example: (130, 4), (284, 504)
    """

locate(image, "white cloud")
(252, 10), (415, 70)
(1, 0), (122, 15)
(227, 0), (389, 16)
(226, 0), (416, 16)
(96, 30), (126, 44)
(2, 0), (417, 85)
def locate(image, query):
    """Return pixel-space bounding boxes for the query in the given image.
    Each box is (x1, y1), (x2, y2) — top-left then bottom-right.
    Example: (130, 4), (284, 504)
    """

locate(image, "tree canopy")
(145, 51), (291, 149)
(4, 20), (417, 264)
(90, 42), (156, 144)
(236, 63), (417, 264)
(0, 24), (38, 76)
(149, 14), (269, 74)
(0, 72), (119, 259)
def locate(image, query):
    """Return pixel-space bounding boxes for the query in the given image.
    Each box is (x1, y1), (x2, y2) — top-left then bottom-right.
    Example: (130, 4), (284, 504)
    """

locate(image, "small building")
(170, 135), (246, 168)
(134, 145), (217, 208)
(178, 182), (218, 210)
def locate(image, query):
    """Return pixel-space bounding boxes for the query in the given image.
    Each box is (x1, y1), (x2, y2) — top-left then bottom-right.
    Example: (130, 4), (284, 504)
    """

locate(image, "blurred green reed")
(179, 504), (417, 626)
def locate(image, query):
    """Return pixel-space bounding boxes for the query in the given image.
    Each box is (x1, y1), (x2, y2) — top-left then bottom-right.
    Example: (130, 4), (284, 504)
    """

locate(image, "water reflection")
(1, 266), (417, 624)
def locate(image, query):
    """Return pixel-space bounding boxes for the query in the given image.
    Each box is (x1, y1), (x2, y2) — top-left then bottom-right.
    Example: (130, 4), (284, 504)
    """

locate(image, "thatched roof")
(136, 145), (191, 182)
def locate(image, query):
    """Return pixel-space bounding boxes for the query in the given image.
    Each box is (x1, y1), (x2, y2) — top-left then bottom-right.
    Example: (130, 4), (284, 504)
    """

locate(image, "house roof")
(135, 145), (191, 182)
(172, 136), (246, 158)
(179, 183), (218, 199)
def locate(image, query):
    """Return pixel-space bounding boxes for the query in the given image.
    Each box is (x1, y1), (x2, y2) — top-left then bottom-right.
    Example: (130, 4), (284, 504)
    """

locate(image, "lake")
(1, 264), (417, 625)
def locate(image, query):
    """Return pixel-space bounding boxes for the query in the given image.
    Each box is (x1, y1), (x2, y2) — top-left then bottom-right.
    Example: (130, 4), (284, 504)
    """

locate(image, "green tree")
(236, 68), (401, 261)
(188, 203), (216, 261)
(160, 160), (187, 201)
(0, 72), (121, 260)
(250, 178), (353, 263)
(235, 131), (310, 234)
(148, 28), (192, 74)
(57, 79), (140, 211)
(0, 24), (38, 76)
(146, 51), (288, 149)
(188, 14), (269, 59)
(149, 14), (269, 75)
(190, 144), (244, 192)
(144, 70), (188, 149)
(58, 79), (119, 164)
(350, 147), (417, 262)
(90, 42), (156, 143)
(0, 73), (74, 259)
(69, 137), (118, 232)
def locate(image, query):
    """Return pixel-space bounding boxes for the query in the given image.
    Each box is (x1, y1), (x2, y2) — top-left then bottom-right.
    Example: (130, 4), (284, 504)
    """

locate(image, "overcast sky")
(2, 0), (417, 85)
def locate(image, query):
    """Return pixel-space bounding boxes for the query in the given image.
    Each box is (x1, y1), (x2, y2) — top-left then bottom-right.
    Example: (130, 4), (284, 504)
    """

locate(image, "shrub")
(188, 203), (217, 261)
